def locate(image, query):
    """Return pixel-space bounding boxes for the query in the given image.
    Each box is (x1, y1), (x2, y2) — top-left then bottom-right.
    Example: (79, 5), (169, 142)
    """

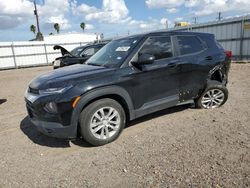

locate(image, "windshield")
(70, 46), (85, 57)
(86, 36), (141, 67)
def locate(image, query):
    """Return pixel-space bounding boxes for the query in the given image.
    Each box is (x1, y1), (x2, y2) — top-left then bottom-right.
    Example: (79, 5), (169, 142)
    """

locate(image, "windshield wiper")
(87, 62), (102, 67)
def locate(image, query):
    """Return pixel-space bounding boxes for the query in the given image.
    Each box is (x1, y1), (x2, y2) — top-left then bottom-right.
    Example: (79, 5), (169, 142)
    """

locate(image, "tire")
(79, 98), (126, 146)
(195, 81), (228, 109)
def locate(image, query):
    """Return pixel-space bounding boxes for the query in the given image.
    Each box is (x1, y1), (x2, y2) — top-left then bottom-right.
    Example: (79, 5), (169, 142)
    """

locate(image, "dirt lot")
(0, 64), (249, 188)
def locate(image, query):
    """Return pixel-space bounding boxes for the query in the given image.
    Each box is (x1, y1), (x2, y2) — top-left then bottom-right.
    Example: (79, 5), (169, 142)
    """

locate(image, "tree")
(80, 22), (85, 32)
(54, 23), (60, 34)
(30, 24), (36, 35)
(49, 32), (53, 35)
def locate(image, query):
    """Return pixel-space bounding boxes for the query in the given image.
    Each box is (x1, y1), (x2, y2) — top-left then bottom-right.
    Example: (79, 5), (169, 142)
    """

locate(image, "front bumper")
(30, 118), (76, 139)
(25, 90), (77, 139)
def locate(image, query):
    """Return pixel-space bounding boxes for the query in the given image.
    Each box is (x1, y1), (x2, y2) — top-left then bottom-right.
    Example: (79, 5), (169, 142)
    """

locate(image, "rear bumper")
(30, 118), (77, 139)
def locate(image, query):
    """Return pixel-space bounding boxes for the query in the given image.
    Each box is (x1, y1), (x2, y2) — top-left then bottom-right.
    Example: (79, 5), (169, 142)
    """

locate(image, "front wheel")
(79, 98), (126, 146)
(195, 81), (228, 109)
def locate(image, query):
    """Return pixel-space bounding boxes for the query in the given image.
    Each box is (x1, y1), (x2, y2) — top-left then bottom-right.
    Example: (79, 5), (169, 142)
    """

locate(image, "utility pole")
(193, 17), (198, 24)
(165, 20), (168, 29)
(217, 12), (222, 21)
(33, 0), (43, 40)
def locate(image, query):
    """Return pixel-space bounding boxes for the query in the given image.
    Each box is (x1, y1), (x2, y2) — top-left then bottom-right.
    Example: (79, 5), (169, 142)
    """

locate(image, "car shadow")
(20, 104), (192, 148)
(20, 116), (71, 148)
(0, 99), (7, 105)
(126, 104), (191, 128)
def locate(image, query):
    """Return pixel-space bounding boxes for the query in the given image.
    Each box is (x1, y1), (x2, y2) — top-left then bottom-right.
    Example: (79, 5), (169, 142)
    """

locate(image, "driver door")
(129, 35), (180, 117)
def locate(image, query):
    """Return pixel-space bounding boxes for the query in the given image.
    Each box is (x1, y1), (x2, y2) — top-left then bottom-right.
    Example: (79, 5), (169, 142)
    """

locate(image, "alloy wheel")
(201, 89), (225, 109)
(90, 107), (121, 140)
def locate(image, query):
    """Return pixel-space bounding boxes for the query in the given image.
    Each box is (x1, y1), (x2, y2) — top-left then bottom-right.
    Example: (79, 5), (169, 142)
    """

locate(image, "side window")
(82, 48), (95, 56)
(177, 36), (204, 55)
(139, 36), (173, 60)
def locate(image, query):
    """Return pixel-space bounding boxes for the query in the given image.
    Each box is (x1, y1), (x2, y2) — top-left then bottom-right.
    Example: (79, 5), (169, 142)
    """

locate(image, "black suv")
(52, 42), (108, 69)
(25, 31), (231, 146)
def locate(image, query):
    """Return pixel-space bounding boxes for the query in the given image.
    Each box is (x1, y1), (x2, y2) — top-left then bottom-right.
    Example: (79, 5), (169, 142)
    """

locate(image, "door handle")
(205, 56), (213, 60)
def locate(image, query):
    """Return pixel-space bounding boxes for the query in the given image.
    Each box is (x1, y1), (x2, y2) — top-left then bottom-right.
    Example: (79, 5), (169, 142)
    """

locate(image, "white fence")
(0, 41), (88, 70)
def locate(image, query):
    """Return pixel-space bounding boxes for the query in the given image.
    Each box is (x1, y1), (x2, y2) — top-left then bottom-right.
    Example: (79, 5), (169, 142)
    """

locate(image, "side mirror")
(138, 53), (155, 65)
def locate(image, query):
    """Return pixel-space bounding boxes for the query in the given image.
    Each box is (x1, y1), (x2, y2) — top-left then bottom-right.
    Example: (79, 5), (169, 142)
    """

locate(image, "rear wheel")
(79, 98), (126, 146)
(195, 81), (228, 109)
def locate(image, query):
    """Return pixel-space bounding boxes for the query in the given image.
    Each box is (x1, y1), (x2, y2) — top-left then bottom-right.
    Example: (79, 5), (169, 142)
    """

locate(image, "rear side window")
(139, 36), (173, 60)
(177, 36), (204, 55)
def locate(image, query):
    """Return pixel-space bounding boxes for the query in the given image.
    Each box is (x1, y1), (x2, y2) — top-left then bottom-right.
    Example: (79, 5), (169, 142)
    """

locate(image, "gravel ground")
(0, 64), (249, 188)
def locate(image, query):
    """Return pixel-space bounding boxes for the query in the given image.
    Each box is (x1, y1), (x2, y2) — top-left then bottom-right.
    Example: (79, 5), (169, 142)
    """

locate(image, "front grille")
(29, 87), (39, 95)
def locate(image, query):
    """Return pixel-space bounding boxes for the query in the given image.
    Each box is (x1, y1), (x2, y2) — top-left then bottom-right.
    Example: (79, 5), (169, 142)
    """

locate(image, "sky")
(0, 0), (250, 42)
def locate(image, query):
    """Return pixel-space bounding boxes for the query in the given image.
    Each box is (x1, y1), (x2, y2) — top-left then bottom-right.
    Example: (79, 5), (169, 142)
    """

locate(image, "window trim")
(174, 35), (207, 57)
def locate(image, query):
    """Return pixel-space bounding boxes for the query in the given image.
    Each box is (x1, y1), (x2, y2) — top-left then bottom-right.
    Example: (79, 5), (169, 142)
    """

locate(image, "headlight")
(53, 60), (61, 66)
(39, 86), (72, 95)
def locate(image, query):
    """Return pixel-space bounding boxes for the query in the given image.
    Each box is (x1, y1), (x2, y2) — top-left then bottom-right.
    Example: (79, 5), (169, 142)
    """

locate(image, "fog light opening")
(44, 102), (58, 113)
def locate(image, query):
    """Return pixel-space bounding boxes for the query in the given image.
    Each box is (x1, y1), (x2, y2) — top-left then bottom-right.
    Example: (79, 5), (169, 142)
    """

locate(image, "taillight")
(224, 51), (232, 59)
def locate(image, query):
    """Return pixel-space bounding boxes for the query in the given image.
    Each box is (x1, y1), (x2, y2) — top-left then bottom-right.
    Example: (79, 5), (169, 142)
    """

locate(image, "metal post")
(240, 17), (245, 60)
(11, 43), (17, 68)
(44, 43), (49, 65)
(218, 12), (222, 21)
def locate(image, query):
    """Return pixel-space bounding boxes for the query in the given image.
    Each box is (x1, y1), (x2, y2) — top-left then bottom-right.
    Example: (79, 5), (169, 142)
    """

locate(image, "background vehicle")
(25, 31), (231, 146)
(174, 22), (190, 27)
(52, 42), (108, 69)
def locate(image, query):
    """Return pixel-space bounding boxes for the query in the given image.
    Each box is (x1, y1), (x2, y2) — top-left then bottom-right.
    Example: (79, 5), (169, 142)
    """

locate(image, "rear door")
(174, 35), (209, 100)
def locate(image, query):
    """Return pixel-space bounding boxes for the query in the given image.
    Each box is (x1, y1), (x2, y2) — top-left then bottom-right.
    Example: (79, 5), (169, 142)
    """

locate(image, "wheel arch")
(207, 64), (227, 85)
(70, 86), (135, 137)
(196, 66), (226, 100)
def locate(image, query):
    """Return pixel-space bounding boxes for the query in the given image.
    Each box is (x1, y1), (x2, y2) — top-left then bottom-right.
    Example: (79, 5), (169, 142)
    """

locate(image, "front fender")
(70, 86), (135, 135)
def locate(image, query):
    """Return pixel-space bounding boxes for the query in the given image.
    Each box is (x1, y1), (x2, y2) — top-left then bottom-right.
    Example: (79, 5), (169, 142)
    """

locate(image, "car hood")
(29, 64), (114, 90)
(53, 45), (73, 56)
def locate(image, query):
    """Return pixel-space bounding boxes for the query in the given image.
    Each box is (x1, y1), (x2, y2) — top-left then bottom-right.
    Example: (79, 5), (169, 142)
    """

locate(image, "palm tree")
(30, 25), (36, 35)
(54, 23), (60, 34)
(80, 22), (85, 32)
